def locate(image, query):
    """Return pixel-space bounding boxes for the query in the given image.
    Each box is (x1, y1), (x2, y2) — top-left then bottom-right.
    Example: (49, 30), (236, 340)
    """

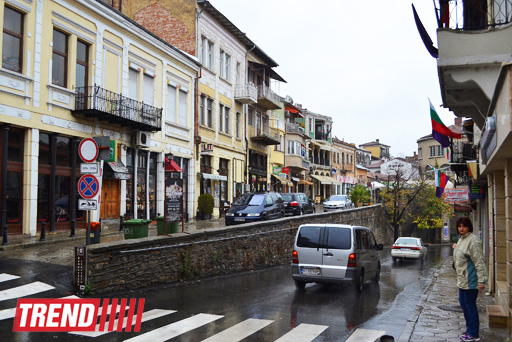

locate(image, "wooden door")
(101, 179), (120, 219)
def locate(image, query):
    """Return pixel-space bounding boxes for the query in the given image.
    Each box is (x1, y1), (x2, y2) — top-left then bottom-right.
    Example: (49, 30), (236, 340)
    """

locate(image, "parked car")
(391, 237), (428, 263)
(280, 193), (315, 216)
(323, 194), (353, 211)
(225, 192), (285, 226)
(291, 224), (383, 291)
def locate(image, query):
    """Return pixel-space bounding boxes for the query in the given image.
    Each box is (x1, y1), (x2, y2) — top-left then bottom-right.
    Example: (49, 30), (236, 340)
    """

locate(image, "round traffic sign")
(78, 174), (100, 199)
(79, 138), (98, 163)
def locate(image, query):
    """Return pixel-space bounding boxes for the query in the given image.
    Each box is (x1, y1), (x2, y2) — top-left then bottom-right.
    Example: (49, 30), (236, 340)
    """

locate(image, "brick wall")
(86, 205), (390, 294)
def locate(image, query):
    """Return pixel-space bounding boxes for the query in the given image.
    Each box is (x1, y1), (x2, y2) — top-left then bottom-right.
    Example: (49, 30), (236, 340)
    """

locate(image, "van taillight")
(292, 250), (299, 264)
(348, 253), (356, 267)
(290, 201), (299, 207)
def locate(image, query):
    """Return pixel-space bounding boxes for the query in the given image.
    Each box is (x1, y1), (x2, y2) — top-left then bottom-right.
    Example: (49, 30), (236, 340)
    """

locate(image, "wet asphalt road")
(0, 242), (452, 341)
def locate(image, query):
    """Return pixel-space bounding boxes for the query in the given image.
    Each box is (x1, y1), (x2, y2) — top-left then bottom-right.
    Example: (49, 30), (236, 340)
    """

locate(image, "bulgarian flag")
(429, 99), (461, 148)
(435, 169), (449, 198)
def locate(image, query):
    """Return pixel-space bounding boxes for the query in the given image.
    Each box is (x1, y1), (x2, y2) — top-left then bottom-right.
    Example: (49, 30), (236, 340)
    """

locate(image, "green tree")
(349, 184), (371, 206)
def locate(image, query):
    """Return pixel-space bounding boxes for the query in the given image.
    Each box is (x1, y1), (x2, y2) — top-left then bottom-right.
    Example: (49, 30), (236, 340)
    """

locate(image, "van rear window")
(297, 226), (322, 248)
(325, 227), (352, 250)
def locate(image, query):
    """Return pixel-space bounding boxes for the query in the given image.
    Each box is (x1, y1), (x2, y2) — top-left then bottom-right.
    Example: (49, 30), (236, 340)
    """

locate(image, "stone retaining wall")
(86, 205), (391, 294)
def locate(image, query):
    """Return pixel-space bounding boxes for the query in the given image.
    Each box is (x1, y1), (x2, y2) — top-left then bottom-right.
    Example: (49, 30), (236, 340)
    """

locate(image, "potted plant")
(349, 184), (370, 207)
(197, 193), (214, 220)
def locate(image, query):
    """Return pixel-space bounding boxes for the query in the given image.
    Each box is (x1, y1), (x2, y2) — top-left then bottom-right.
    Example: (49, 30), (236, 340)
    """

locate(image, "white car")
(323, 195), (352, 211)
(391, 237), (427, 263)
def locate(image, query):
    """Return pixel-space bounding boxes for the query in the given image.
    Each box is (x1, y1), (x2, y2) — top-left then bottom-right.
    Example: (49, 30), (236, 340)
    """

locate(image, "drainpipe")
(244, 45), (256, 189)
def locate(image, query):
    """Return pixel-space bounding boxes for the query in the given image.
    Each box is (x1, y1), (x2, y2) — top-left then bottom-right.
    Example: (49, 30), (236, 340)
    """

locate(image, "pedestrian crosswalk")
(0, 272), (388, 341)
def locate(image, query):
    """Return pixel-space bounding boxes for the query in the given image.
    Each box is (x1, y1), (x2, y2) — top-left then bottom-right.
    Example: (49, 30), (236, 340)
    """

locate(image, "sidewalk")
(398, 258), (510, 342)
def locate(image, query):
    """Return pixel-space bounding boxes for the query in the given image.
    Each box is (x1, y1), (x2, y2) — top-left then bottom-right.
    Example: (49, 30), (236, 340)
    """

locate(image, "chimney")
(454, 117), (462, 128)
(376, 139), (380, 144)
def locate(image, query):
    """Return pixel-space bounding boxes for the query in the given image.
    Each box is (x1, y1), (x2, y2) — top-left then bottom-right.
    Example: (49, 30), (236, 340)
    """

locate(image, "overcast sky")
(210, 0), (454, 157)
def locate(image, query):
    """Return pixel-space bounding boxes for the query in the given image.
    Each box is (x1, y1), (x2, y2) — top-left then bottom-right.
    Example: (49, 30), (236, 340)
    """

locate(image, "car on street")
(291, 224), (383, 291)
(322, 194), (352, 211)
(225, 192), (285, 226)
(391, 237), (428, 263)
(280, 193), (315, 216)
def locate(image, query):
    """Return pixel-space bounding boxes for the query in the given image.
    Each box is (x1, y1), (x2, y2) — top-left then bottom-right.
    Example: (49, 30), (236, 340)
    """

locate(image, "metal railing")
(252, 125), (280, 142)
(257, 85), (281, 106)
(436, 0), (512, 30)
(234, 84), (257, 101)
(286, 122), (305, 134)
(452, 142), (477, 162)
(74, 85), (162, 129)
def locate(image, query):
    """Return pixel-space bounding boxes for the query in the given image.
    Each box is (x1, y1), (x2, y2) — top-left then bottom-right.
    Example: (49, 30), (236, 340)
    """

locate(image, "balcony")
(285, 154), (309, 170)
(249, 125), (280, 145)
(234, 84), (257, 104)
(257, 85), (281, 110)
(451, 142), (477, 163)
(73, 85), (162, 131)
(435, 0), (512, 128)
(286, 123), (307, 137)
(200, 164), (212, 174)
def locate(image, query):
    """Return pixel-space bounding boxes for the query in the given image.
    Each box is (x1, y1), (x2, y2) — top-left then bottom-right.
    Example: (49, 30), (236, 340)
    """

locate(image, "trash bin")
(156, 216), (179, 235)
(89, 221), (101, 244)
(123, 219), (151, 239)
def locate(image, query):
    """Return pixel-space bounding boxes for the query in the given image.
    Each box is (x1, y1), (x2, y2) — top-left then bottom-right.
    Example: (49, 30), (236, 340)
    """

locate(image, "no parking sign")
(78, 174), (99, 199)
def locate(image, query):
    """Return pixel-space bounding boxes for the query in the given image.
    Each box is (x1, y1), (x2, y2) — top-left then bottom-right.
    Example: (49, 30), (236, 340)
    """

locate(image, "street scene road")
(0, 237), (451, 341)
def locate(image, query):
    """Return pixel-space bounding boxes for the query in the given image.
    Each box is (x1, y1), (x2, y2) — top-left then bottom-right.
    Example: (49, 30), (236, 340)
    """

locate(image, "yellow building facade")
(0, 0), (199, 236)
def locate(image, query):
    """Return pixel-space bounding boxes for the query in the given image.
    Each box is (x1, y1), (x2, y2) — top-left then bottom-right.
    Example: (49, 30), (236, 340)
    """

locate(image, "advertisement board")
(165, 178), (183, 223)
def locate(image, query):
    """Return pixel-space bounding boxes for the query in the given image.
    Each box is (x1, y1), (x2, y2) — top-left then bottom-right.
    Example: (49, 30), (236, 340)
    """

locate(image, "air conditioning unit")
(136, 131), (151, 147)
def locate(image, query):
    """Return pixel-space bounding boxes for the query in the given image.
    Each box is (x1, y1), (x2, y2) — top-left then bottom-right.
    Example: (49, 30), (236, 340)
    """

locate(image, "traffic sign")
(78, 199), (97, 210)
(79, 138), (99, 163)
(80, 162), (99, 174)
(78, 174), (100, 199)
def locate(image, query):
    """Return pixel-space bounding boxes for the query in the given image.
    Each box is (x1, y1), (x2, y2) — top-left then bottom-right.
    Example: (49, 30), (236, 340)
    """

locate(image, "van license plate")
(300, 267), (320, 276)
(234, 218), (245, 222)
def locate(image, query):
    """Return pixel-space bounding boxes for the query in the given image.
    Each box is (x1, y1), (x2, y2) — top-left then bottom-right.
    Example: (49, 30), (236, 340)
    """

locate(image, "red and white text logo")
(13, 298), (145, 332)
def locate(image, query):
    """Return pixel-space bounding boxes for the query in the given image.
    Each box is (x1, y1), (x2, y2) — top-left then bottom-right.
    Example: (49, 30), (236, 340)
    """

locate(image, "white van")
(291, 224), (383, 291)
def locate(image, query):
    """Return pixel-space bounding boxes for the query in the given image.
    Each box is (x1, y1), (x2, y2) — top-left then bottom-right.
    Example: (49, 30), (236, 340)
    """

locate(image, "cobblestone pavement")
(398, 258), (510, 342)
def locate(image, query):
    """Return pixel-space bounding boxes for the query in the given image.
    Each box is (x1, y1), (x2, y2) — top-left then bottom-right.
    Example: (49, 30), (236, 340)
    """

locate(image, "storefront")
(248, 150), (267, 192)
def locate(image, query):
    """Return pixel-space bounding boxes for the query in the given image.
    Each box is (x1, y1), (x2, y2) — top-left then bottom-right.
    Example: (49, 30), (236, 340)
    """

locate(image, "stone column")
(493, 170), (506, 283)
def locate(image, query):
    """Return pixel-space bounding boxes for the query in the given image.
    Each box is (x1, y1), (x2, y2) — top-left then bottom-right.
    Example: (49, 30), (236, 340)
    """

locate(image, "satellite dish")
(285, 95), (293, 104)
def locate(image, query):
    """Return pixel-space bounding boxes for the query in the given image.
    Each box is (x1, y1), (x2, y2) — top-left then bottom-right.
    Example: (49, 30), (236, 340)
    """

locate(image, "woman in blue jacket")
(453, 217), (487, 342)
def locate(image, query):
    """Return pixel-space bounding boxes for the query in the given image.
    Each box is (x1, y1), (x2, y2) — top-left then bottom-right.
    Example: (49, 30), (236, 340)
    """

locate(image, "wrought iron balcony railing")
(436, 0), (512, 30)
(286, 122), (306, 135)
(73, 85), (162, 131)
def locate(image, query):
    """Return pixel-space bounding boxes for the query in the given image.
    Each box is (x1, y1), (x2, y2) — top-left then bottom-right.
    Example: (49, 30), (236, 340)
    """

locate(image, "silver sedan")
(391, 237), (427, 263)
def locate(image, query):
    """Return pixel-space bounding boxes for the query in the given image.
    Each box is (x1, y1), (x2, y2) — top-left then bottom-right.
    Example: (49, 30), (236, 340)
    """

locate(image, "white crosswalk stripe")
(70, 309), (175, 337)
(275, 323), (329, 342)
(202, 318), (273, 342)
(345, 328), (387, 342)
(0, 273), (20, 283)
(0, 281), (54, 302)
(123, 313), (224, 342)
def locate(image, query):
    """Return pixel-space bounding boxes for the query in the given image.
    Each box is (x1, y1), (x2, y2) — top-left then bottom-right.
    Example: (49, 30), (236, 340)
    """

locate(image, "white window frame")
(178, 89), (188, 126)
(236, 112), (241, 139)
(206, 98), (213, 128)
(429, 146), (436, 157)
(219, 50), (225, 77)
(200, 95), (205, 126)
(166, 84), (177, 123)
(207, 41), (213, 69)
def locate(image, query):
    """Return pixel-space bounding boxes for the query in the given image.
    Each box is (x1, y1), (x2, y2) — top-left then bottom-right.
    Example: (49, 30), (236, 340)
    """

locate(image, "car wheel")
(294, 280), (306, 290)
(355, 271), (364, 292)
(374, 263), (381, 283)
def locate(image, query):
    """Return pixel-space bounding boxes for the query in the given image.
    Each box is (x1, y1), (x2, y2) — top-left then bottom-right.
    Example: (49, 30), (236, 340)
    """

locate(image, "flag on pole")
(429, 99), (462, 148)
(435, 169), (449, 198)
(446, 148), (450, 162)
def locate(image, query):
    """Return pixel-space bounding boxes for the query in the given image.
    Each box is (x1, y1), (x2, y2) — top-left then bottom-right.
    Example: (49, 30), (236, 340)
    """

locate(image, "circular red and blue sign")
(78, 174), (99, 199)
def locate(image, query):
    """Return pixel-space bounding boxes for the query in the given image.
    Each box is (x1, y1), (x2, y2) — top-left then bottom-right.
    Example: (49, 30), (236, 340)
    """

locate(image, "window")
(429, 146), (436, 157)
(206, 98), (213, 128)
(325, 227), (352, 250)
(248, 108), (254, 126)
(236, 112), (241, 139)
(2, 6), (23, 73)
(287, 140), (301, 155)
(52, 29), (68, 87)
(275, 135), (284, 152)
(437, 145), (444, 156)
(166, 85), (176, 123)
(219, 50), (224, 77)
(75, 40), (88, 90)
(219, 104), (230, 134)
(178, 90), (187, 126)
(207, 40), (213, 69)
(143, 74), (154, 106)
(418, 147), (423, 159)
(236, 62), (241, 84)
(128, 68), (138, 100)
(200, 36), (206, 65)
(200, 95), (205, 126)
(225, 54), (230, 80)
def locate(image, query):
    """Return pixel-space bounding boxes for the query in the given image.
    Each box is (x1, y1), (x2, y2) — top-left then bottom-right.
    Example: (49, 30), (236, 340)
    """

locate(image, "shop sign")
(272, 166), (282, 174)
(444, 189), (469, 203)
(282, 167), (289, 174)
(258, 176), (267, 182)
(469, 182), (485, 200)
(201, 143), (214, 155)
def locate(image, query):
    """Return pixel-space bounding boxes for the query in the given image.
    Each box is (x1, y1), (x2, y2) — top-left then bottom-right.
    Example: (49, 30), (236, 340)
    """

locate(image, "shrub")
(197, 193), (214, 215)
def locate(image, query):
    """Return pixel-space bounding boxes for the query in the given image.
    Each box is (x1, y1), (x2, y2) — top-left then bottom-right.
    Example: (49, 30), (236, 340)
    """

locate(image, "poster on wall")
(214, 182), (220, 207)
(165, 178), (183, 223)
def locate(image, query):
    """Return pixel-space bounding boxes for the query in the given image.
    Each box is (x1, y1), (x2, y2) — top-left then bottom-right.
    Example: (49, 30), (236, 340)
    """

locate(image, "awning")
(299, 179), (313, 185)
(165, 158), (183, 172)
(248, 61), (287, 83)
(271, 174), (292, 186)
(202, 173), (227, 181)
(104, 159), (131, 180)
(311, 175), (335, 185)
